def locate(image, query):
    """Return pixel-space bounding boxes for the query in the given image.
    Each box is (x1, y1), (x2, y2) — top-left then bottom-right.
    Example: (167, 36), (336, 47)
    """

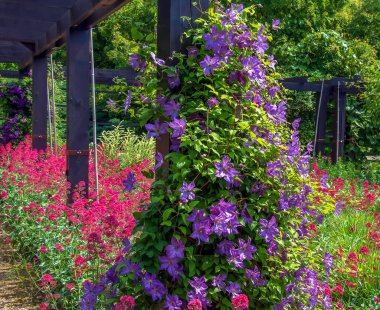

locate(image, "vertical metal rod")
(90, 28), (99, 199)
(336, 82), (340, 161)
(314, 80), (324, 153)
(47, 65), (53, 149)
(50, 54), (58, 153)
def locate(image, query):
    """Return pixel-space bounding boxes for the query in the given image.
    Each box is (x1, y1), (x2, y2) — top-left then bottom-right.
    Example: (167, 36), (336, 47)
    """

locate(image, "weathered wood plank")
(66, 28), (91, 201)
(31, 54), (48, 150)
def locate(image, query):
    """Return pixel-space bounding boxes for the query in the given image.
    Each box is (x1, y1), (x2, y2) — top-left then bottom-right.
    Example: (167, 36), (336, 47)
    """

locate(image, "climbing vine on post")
(85, 2), (335, 309)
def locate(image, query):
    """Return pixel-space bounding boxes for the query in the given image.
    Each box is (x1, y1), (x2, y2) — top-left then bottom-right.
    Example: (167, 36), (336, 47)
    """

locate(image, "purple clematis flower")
(107, 99), (116, 107)
(164, 295), (182, 310)
(179, 181), (196, 204)
(145, 119), (168, 140)
(216, 239), (235, 255)
(124, 90), (132, 112)
(155, 152), (164, 170)
(123, 172), (136, 192)
(159, 255), (182, 278)
(168, 69), (181, 89)
(259, 216), (280, 243)
(214, 155), (239, 184)
(188, 46), (198, 58)
(168, 118), (186, 138)
(238, 237), (257, 261)
(129, 53), (147, 71)
(200, 55), (221, 75)
(212, 274), (227, 291)
(161, 99), (180, 120)
(222, 3), (244, 26)
(150, 52), (165, 66)
(225, 281), (242, 297)
(187, 209), (212, 244)
(166, 238), (185, 260)
(207, 97), (219, 109)
(228, 248), (245, 269)
(189, 276), (208, 295)
(323, 252), (333, 276)
(203, 25), (227, 53)
(245, 266), (267, 287)
(272, 19), (280, 31)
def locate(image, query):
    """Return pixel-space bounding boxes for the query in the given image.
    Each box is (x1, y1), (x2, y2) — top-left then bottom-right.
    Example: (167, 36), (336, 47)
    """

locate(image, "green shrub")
(98, 124), (155, 168)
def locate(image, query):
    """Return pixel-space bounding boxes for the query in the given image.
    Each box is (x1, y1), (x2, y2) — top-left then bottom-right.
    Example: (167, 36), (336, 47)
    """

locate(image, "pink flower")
(66, 283), (75, 293)
(359, 245), (369, 256)
(119, 295), (136, 309)
(39, 246), (48, 253)
(187, 299), (202, 310)
(5, 237), (11, 244)
(40, 303), (48, 310)
(232, 294), (249, 309)
(55, 243), (63, 252)
(40, 274), (57, 287)
(74, 255), (87, 267)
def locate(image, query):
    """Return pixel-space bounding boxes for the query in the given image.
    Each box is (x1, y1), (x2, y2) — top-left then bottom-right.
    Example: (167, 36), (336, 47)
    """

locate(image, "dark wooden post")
(314, 85), (331, 155)
(66, 27), (91, 201)
(332, 82), (347, 163)
(19, 66), (31, 79)
(156, 0), (209, 166)
(31, 54), (48, 150)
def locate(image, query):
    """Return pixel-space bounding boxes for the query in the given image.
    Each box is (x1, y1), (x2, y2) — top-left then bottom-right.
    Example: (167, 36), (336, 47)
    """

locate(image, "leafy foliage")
(88, 3), (335, 309)
(99, 124), (155, 168)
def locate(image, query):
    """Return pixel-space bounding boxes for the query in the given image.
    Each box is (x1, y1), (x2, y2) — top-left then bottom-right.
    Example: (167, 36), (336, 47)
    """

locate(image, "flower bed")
(0, 137), (152, 309)
(311, 163), (380, 309)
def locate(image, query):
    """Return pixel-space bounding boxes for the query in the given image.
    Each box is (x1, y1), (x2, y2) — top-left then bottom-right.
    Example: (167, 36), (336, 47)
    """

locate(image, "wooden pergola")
(282, 76), (362, 163)
(0, 0), (208, 200)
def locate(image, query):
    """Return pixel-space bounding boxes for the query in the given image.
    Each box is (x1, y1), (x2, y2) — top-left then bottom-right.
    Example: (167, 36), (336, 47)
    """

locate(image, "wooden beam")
(156, 0), (209, 169)
(332, 87), (347, 163)
(0, 70), (19, 79)
(2, 0), (77, 8)
(314, 85), (332, 155)
(66, 27), (91, 201)
(82, 0), (130, 28)
(31, 54), (48, 150)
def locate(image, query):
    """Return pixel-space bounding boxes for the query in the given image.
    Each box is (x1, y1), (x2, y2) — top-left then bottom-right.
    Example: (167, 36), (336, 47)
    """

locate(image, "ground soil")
(0, 232), (40, 309)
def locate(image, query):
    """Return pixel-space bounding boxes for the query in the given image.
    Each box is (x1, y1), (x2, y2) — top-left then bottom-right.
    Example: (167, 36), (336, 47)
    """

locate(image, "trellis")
(0, 0), (209, 201)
